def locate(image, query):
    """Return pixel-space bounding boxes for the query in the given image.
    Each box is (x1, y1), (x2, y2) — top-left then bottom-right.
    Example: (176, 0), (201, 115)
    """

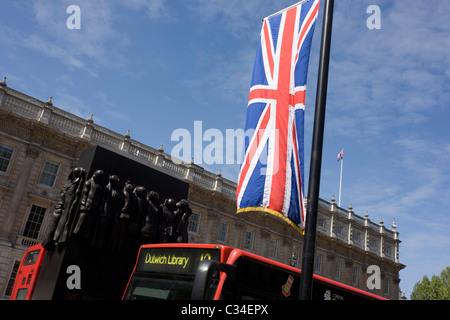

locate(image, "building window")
(39, 161), (59, 187)
(23, 205), (46, 239)
(353, 232), (361, 244)
(4, 261), (20, 297)
(218, 220), (228, 242)
(384, 278), (390, 295)
(291, 247), (300, 267)
(244, 230), (254, 251)
(369, 239), (377, 251)
(269, 239), (278, 259)
(0, 143), (14, 173)
(334, 261), (341, 280)
(315, 254), (323, 273)
(318, 218), (325, 228)
(188, 212), (200, 234)
(352, 267), (359, 285)
(335, 225), (343, 236)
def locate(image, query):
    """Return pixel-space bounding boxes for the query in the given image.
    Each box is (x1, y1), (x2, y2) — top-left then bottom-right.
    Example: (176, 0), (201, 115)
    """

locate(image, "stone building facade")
(0, 78), (405, 299)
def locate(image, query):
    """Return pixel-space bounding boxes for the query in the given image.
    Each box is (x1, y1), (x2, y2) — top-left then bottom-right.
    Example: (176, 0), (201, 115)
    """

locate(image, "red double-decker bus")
(122, 243), (387, 300)
(11, 242), (386, 300)
(10, 244), (46, 300)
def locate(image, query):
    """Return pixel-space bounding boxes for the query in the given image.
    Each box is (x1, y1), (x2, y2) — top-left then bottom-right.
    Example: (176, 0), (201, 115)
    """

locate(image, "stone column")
(347, 204), (354, 245)
(120, 129), (131, 152)
(391, 218), (400, 263)
(213, 170), (222, 192)
(0, 76), (7, 106)
(233, 220), (244, 248)
(203, 210), (218, 244)
(379, 218), (385, 258)
(38, 97), (53, 124)
(364, 211), (370, 252)
(81, 114), (94, 141)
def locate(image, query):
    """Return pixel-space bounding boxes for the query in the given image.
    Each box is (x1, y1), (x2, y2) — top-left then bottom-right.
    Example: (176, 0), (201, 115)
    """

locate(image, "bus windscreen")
(22, 249), (41, 266)
(124, 247), (221, 300)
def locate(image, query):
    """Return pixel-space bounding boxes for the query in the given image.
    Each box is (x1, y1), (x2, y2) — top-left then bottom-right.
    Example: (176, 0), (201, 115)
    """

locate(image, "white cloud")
(9, 0), (129, 74)
(121, 0), (170, 20)
(324, 1), (450, 143)
(187, 0), (295, 39)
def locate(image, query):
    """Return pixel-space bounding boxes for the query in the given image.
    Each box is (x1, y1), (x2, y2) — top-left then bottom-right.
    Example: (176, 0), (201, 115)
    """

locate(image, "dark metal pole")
(299, 0), (334, 300)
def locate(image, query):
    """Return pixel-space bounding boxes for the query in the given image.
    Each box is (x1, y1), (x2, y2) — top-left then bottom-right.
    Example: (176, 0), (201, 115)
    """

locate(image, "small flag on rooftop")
(337, 149), (343, 162)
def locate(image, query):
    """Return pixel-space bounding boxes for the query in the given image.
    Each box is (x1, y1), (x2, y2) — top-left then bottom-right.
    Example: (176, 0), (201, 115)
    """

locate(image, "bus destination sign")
(136, 247), (220, 275)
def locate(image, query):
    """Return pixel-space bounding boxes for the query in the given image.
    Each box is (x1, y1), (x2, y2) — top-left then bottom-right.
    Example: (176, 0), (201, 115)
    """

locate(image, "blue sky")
(1, 0), (450, 299)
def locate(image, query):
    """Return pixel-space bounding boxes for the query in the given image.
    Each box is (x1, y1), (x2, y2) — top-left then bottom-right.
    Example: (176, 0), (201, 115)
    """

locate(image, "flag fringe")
(236, 206), (305, 235)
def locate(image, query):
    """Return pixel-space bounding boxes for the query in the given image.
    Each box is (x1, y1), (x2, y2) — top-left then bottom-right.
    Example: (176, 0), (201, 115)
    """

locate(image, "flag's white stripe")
(282, 107), (295, 215)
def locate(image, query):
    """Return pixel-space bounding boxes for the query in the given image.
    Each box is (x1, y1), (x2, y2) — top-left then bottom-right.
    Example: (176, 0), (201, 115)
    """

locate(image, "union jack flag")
(337, 149), (343, 162)
(236, 0), (320, 233)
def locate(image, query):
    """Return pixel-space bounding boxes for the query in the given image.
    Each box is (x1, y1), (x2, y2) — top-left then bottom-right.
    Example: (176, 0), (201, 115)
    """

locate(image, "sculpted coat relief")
(42, 167), (192, 252)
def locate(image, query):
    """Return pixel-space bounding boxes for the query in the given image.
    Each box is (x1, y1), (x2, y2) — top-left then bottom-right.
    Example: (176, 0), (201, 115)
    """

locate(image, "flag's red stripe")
(248, 87), (276, 103)
(263, 20), (275, 80)
(290, 89), (306, 107)
(268, 8), (297, 213)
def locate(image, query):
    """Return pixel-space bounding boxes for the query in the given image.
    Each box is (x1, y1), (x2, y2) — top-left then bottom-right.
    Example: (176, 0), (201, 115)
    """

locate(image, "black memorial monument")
(32, 146), (190, 300)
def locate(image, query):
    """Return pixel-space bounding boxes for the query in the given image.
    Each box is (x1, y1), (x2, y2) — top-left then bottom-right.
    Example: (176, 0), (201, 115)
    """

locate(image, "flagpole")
(299, 0), (334, 300)
(338, 156), (343, 207)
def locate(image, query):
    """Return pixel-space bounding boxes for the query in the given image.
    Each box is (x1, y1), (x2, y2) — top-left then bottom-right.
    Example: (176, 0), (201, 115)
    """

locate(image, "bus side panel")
(221, 250), (301, 300)
(221, 249), (386, 300)
(312, 274), (388, 300)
